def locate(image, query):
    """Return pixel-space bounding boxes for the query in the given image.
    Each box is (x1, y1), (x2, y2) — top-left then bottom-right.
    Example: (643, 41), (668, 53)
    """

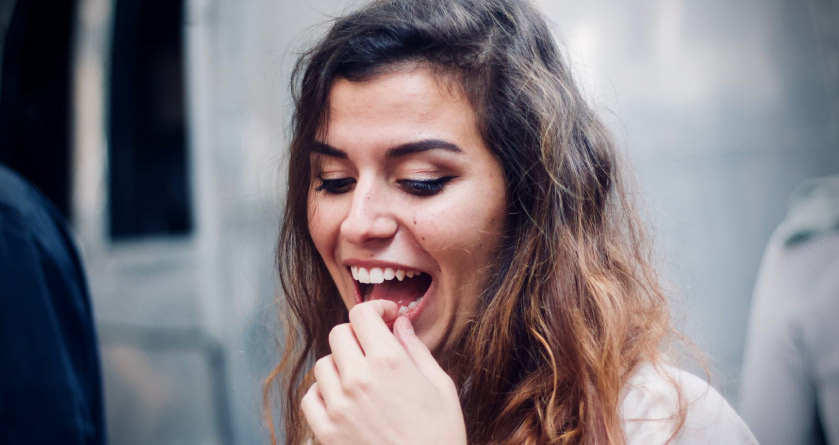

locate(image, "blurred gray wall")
(538, 0), (839, 395)
(70, 0), (838, 443)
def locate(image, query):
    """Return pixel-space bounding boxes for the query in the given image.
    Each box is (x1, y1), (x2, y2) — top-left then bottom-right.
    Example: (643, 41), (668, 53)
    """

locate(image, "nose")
(340, 179), (398, 245)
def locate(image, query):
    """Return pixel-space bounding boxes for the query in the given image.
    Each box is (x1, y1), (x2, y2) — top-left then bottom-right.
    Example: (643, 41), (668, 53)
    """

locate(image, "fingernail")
(400, 316), (414, 334)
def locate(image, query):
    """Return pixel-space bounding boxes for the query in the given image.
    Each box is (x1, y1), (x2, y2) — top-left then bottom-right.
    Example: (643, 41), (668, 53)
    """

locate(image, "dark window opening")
(109, 0), (191, 240)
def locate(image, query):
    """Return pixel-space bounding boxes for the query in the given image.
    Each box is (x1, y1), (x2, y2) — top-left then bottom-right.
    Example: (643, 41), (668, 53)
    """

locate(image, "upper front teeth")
(351, 266), (423, 284)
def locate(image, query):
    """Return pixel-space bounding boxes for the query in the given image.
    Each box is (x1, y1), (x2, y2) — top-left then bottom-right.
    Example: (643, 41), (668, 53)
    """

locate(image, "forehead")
(321, 67), (481, 153)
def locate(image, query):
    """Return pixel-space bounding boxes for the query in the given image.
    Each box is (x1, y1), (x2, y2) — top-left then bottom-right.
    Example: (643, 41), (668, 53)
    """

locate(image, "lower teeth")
(398, 296), (424, 315)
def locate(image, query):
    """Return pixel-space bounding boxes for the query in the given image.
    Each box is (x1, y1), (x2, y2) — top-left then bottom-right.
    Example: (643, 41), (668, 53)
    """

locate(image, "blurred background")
(0, 0), (836, 443)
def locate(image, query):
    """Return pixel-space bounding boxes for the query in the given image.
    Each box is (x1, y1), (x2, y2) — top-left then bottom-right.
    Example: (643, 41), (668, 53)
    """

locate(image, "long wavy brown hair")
(265, 0), (691, 443)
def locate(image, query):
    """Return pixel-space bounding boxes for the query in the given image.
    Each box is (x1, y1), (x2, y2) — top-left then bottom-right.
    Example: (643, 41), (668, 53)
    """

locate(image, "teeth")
(407, 296), (423, 309)
(351, 267), (423, 284)
(357, 268), (370, 283)
(369, 268), (385, 284)
(397, 296), (424, 315)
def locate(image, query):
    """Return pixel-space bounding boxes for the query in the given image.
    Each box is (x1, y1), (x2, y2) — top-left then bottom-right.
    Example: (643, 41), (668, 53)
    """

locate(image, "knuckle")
(325, 398), (352, 423)
(370, 350), (401, 369)
(314, 356), (332, 374)
(342, 372), (371, 394)
(300, 388), (313, 405)
(348, 303), (367, 321)
(300, 384), (318, 409)
(328, 323), (351, 343)
(319, 428), (340, 444)
(311, 422), (335, 443)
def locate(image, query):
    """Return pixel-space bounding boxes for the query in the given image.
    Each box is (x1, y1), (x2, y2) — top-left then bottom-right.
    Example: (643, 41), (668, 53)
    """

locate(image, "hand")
(301, 300), (467, 444)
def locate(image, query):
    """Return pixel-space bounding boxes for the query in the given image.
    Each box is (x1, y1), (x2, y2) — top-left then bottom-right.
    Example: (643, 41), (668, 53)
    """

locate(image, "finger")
(301, 383), (331, 439)
(394, 316), (450, 382)
(348, 300), (402, 355)
(328, 323), (364, 375)
(313, 355), (342, 407)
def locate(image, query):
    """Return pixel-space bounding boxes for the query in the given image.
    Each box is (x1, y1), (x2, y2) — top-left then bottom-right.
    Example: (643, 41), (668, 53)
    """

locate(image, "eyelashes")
(396, 176), (457, 196)
(314, 177), (354, 194)
(314, 175), (457, 197)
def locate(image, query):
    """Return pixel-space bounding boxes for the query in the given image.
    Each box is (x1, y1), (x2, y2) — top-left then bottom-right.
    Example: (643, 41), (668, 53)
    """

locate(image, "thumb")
(394, 316), (447, 381)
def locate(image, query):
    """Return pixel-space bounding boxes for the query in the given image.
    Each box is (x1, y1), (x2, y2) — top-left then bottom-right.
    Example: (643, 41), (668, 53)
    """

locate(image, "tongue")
(368, 275), (429, 307)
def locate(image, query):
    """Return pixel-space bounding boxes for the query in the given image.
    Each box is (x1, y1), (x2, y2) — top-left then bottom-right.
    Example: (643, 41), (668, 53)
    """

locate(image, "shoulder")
(0, 164), (77, 257)
(0, 164), (61, 237)
(0, 164), (87, 297)
(620, 364), (757, 445)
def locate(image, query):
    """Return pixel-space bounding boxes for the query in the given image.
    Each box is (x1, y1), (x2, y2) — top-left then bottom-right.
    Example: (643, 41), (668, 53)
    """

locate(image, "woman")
(265, 0), (756, 443)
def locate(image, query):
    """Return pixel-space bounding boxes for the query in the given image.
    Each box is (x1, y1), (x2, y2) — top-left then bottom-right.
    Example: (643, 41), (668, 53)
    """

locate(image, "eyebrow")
(311, 142), (348, 159)
(311, 139), (463, 159)
(386, 139), (463, 157)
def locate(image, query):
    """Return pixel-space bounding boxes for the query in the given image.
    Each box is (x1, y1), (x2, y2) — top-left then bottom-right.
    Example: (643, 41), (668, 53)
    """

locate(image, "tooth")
(369, 268), (384, 284)
(351, 266), (358, 280)
(398, 306), (408, 315)
(384, 268), (395, 280)
(406, 271), (414, 278)
(395, 270), (405, 281)
(358, 268), (370, 283)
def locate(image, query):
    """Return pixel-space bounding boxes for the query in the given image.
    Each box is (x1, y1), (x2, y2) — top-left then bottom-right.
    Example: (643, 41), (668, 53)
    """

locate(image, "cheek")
(306, 195), (322, 247)
(307, 194), (338, 259)
(414, 190), (506, 269)
(308, 196), (355, 308)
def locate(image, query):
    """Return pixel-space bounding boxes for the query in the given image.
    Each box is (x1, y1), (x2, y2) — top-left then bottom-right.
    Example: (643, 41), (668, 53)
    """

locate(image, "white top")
(738, 175), (839, 444)
(621, 364), (757, 444)
(739, 232), (839, 444)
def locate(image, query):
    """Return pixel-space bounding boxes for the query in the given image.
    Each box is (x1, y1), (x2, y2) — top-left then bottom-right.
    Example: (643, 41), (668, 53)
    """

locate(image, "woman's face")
(307, 66), (507, 357)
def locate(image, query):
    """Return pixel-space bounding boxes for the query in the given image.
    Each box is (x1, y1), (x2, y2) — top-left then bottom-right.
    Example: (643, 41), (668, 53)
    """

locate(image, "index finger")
(348, 300), (402, 355)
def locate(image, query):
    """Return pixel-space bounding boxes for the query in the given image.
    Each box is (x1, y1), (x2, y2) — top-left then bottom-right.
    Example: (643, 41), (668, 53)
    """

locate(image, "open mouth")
(351, 266), (432, 315)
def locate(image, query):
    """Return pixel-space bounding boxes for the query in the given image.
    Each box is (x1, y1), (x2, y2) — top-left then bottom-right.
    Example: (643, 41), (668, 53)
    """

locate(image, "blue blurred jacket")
(0, 164), (105, 444)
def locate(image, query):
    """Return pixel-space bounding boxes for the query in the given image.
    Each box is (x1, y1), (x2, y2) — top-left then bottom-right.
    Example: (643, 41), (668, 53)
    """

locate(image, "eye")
(315, 176), (355, 194)
(397, 176), (458, 197)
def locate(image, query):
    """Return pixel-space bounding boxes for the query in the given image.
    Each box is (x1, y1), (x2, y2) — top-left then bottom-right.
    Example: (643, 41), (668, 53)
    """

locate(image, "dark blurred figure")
(740, 174), (839, 444)
(0, 164), (106, 444)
